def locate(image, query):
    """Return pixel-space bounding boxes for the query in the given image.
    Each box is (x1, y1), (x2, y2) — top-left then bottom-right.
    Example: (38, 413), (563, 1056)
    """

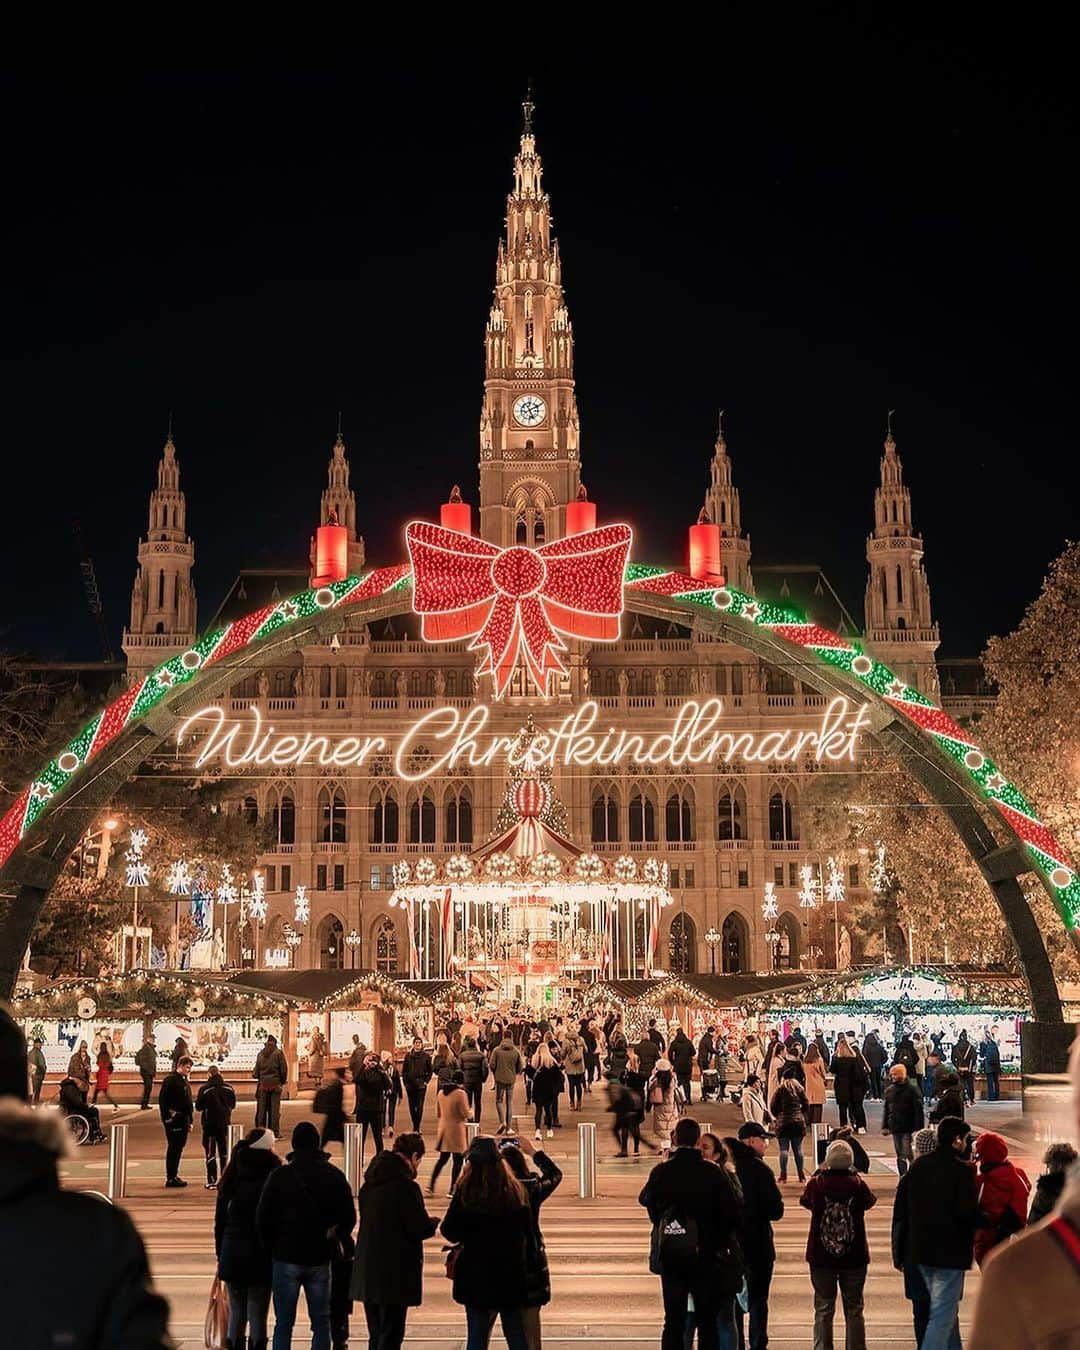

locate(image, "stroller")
(700, 1069), (720, 1101)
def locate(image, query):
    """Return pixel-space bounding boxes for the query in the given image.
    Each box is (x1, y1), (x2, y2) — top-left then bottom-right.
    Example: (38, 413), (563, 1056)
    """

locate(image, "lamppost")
(825, 856), (846, 970)
(249, 872), (267, 970)
(166, 858), (193, 969)
(79, 817), (118, 880)
(762, 882), (780, 970)
(345, 929), (362, 969)
(704, 925), (722, 974)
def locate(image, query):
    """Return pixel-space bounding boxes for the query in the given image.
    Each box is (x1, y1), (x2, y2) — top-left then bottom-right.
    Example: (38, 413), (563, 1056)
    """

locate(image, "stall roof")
(653, 973), (815, 1004)
(221, 969), (423, 1008)
(739, 965), (1031, 1011)
(587, 979), (664, 1004)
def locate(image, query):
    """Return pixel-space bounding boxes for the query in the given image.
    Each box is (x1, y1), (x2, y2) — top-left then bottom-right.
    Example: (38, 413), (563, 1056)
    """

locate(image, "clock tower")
(479, 90), (581, 546)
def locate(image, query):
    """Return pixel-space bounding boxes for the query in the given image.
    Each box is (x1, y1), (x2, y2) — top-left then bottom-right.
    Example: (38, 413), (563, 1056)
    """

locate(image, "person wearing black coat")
(0, 1008), (172, 1349)
(860, 1031), (886, 1099)
(952, 1031), (977, 1104)
(668, 1029), (696, 1104)
(459, 1036), (489, 1124)
(891, 1117), (978, 1343)
(892, 1036), (919, 1077)
(882, 1065), (925, 1176)
(158, 1055), (194, 1187)
(500, 1137), (564, 1348)
(635, 1034), (662, 1079)
(1027, 1143), (1078, 1223)
(256, 1121), (357, 1350)
(196, 1063), (237, 1188)
(402, 1039), (434, 1132)
(440, 1136), (533, 1350)
(354, 1054), (391, 1160)
(979, 1033), (1002, 1101)
(725, 1125), (783, 1350)
(313, 1068), (348, 1149)
(215, 1128), (282, 1350)
(351, 1132), (438, 1350)
(929, 1072), (966, 1124)
(829, 1045), (869, 1132)
(638, 1117), (744, 1350)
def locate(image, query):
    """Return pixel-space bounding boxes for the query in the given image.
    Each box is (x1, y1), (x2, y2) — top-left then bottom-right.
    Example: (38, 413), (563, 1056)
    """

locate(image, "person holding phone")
(498, 1135), (563, 1350)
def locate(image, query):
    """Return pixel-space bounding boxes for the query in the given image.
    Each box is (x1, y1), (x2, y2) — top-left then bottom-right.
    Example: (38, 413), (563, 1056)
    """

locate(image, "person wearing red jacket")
(973, 1131), (1031, 1267)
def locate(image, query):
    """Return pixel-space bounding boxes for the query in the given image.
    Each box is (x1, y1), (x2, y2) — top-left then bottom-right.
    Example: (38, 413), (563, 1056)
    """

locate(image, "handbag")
(444, 1242), (463, 1279)
(203, 1275), (230, 1350)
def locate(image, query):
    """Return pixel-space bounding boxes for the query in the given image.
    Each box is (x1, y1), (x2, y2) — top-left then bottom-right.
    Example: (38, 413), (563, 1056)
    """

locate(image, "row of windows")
(590, 785), (799, 844)
(252, 786), (474, 848)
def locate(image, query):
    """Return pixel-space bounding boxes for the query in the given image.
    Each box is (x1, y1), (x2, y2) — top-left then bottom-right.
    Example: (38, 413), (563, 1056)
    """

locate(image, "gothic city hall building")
(121, 107), (982, 992)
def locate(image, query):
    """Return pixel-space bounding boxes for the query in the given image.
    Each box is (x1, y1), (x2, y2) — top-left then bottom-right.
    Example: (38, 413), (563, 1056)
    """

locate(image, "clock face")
(513, 394), (547, 427)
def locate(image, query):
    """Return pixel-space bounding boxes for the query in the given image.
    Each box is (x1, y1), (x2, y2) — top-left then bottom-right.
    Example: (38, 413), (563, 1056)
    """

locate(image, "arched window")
(318, 915), (345, 970)
(369, 788), (399, 845)
(274, 670), (287, 696)
(375, 917), (399, 973)
(668, 913), (697, 974)
(272, 790), (296, 846)
(319, 786), (347, 843)
(628, 789), (657, 843)
(768, 785), (799, 842)
(665, 787), (694, 842)
(717, 784), (746, 841)
(408, 789), (436, 845)
(591, 786), (620, 844)
(896, 565), (904, 605)
(374, 670), (387, 697)
(721, 910), (749, 973)
(242, 795), (259, 827)
(320, 666), (332, 698)
(445, 670), (457, 697)
(445, 786), (473, 846)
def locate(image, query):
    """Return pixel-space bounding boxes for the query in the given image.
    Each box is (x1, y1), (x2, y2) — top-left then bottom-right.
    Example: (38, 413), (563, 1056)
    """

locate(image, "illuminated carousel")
(388, 733), (674, 1005)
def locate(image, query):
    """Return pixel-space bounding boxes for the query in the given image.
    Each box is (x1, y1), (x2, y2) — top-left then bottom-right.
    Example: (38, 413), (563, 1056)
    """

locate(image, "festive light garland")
(13, 971), (297, 1017)
(623, 568), (1080, 938)
(1, 555), (1075, 947)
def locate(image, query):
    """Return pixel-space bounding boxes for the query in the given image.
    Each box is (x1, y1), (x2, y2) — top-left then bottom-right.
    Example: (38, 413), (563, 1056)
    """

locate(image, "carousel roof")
(469, 812), (582, 864)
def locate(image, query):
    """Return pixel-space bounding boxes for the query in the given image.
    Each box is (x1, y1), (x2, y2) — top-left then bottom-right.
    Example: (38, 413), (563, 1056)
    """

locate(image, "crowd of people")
(5, 1003), (1080, 1349)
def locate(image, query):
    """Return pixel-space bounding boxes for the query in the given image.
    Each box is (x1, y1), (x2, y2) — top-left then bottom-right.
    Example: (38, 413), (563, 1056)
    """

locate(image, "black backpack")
(657, 1204), (700, 1277)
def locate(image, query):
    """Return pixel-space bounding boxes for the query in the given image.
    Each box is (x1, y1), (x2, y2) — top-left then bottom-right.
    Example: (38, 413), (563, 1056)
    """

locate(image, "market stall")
(740, 965), (1030, 1076)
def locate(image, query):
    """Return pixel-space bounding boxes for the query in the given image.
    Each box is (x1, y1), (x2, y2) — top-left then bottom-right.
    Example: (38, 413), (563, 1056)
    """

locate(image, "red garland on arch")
(406, 520), (631, 697)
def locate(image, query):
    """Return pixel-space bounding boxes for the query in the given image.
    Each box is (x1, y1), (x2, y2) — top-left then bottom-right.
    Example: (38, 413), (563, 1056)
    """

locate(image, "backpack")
(818, 1197), (855, 1259)
(657, 1205), (700, 1277)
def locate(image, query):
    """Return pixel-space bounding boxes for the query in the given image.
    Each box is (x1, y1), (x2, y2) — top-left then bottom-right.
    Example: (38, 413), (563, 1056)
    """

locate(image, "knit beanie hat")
(249, 1128), (276, 1151)
(0, 1007), (29, 1102)
(913, 1127), (938, 1157)
(824, 1140), (854, 1170)
(291, 1121), (320, 1151)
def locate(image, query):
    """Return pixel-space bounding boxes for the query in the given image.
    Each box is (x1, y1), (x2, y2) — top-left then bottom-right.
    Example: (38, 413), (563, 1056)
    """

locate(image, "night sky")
(2, 37), (1074, 662)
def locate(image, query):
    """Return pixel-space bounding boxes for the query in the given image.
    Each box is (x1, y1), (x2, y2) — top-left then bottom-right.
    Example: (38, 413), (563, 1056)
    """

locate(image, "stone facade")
(125, 105), (955, 985)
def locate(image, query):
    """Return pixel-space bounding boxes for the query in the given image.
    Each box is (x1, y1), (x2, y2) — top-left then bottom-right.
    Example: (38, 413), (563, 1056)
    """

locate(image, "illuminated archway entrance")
(0, 560), (1074, 1029)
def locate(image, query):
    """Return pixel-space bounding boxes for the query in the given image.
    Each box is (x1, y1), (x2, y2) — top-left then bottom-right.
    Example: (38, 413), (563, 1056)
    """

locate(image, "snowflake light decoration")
(249, 872), (267, 921)
(125, 829), (149, 888)
(825, 856), (846, 905)
(217, 863), (238, 905)
(799, 865), (819, 909)
(870, 842), (888, 895)
(762, 881), (779, 921)
(294, 884), (310, 924)
(166, 859), (192, 895)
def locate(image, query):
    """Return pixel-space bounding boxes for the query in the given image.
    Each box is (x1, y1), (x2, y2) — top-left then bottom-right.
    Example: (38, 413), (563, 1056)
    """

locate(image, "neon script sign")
(177, 696), (871, 783)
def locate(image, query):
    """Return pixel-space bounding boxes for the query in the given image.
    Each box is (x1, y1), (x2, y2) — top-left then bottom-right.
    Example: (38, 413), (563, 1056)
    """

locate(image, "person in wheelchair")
(59, 1074), (106, 1143)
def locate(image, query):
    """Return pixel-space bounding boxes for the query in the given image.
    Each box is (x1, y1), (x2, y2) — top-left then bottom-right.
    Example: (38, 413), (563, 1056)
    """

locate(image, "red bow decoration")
(406, 521), (632, 698)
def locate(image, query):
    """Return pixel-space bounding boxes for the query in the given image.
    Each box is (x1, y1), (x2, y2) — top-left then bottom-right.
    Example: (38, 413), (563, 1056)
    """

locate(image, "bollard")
(812, 1123), (827, 1167)
(578, 1121), (597, 1199)
(227, 1123), (244, 1163)
(107, 1123), (128, 1201)
(465, 1121), (480, 1148)
(343, 1122), (362, 1195)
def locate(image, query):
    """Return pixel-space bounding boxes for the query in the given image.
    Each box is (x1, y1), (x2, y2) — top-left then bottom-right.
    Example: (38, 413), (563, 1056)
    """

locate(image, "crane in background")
(72, 519), (114, 662)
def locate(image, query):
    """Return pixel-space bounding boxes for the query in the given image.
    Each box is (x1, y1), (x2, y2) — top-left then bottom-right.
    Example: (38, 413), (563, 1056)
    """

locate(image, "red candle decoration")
(313, 522), (349, 584)
(565, 483), (597, 537)
(440, 484), (472, 535)
(688, 509), (723, 583)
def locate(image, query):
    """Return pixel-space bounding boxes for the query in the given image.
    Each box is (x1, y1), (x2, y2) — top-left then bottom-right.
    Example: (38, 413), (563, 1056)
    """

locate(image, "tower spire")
(313, 422), (365, 580)
(522, 79), (535, 135)
(479, 94), (581, 547)
(863, 425), (939, 695)
(701, 413), (751, 590)
(122, 431), (197, 679)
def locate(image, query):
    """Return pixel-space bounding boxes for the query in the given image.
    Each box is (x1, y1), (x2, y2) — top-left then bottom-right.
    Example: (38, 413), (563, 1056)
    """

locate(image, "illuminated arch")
(0, 557), (1075, 1023)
